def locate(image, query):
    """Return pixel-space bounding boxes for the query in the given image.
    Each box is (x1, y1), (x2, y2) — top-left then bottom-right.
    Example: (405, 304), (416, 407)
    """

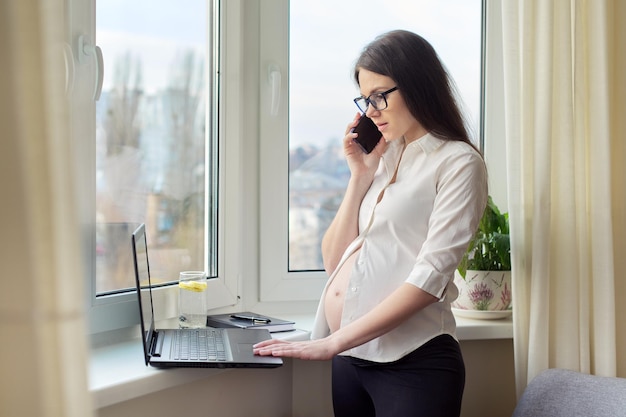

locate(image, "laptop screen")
(132, 223), (155, 365)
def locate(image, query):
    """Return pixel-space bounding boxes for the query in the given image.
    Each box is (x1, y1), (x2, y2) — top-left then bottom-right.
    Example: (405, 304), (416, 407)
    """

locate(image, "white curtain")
(0, 1), (93, 416)
(500, 0), (626, 397)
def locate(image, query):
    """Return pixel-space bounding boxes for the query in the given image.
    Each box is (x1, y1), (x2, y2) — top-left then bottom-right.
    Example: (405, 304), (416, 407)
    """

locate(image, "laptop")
(131, 223), (283, 368)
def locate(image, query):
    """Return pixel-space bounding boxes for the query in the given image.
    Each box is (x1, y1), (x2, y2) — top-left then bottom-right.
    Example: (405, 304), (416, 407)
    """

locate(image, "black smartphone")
(351, 114), (382, 154)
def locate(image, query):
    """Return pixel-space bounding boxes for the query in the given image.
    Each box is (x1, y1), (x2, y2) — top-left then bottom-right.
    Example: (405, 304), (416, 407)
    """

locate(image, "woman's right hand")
(343, 113), (386, 180)
(321, 113), (385, 274)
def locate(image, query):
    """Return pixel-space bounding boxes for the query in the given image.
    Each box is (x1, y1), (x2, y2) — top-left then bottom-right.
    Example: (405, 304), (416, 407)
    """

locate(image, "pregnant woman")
(254, 30), (488, 417)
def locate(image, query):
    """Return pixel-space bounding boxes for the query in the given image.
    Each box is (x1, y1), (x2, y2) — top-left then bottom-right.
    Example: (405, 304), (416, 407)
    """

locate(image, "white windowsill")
(89, 313), (512, 409)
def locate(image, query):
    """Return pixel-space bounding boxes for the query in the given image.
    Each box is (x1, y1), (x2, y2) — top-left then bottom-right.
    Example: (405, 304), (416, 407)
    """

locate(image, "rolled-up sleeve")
(405, 148), (488, 298)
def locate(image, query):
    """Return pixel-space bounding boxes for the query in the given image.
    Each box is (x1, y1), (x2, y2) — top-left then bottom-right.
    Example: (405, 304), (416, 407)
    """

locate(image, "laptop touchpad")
(237, 343), (254, 353)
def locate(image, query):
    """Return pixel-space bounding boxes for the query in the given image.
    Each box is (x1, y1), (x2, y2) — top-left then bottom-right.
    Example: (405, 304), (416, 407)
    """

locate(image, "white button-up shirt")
(311, 133), (488, 362)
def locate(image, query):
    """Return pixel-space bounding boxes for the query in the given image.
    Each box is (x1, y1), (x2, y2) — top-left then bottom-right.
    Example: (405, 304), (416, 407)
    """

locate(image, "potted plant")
(452, 196), (512, 315)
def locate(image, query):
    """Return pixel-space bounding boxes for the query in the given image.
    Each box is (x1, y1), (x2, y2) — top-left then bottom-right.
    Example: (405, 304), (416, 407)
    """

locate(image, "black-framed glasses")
(353, 86), (398, 113)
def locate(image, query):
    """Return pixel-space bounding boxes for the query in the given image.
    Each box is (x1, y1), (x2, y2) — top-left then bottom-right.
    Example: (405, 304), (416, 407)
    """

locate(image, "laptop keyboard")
(171, 328), (227, 361)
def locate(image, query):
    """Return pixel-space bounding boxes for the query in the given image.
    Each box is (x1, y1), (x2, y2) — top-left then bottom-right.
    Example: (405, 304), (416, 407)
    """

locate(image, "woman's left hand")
(253, 337), (339, 361)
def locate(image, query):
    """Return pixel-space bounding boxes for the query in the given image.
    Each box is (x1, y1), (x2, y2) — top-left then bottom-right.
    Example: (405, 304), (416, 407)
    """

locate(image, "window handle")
(269, 65), (281, 116)
(78, 35), (104, 101)
(62, 42), (75, 97)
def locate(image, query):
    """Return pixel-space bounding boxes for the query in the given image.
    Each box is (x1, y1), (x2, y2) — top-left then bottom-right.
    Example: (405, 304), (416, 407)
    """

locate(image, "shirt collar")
(381, 133), (445, 179)
(414, 133), (445, 154)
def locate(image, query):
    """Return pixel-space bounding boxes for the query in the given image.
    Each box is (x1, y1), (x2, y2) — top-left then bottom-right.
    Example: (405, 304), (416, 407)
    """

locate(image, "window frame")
(75, 0), (504, 334)
(73, 0), (242, 335)
(482, 0), (508, 209)
(258, 0), (492, 303)
(257, 0), (329, 302)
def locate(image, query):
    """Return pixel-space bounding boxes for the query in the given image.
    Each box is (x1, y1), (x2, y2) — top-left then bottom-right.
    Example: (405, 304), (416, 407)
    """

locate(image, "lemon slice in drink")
(178, 281), (208, 292)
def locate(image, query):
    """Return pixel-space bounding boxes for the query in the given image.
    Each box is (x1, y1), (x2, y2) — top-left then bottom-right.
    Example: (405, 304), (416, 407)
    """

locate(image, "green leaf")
(457, 196), (511, 279)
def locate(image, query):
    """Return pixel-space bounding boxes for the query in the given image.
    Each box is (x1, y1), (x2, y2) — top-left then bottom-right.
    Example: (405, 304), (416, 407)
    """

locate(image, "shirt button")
(351, 287), (358, 292)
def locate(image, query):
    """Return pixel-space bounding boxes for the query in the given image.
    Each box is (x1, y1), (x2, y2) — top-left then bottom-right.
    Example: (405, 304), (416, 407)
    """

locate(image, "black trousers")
(331, 334), (465, 417)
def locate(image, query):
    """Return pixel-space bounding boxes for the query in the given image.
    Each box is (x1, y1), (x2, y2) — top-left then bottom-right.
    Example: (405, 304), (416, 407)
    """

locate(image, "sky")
(96, 0), (481, 147)
(96, 0), (205, 94)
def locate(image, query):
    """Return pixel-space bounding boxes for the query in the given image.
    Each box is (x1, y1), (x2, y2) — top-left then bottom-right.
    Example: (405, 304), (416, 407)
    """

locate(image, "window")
(69, 0), (237, 334)
(260, 0), (484, 301)
(95, 0), (211, 295)
(71, 0), (486, 332)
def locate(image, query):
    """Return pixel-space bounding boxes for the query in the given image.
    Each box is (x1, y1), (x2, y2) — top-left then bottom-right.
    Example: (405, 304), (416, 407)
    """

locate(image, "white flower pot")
(452, 270), (512, 311)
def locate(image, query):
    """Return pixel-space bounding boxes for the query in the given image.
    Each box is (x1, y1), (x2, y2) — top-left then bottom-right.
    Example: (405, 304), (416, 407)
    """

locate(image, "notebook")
(206, 312), (295, 333)
(131, 223), (283, 368)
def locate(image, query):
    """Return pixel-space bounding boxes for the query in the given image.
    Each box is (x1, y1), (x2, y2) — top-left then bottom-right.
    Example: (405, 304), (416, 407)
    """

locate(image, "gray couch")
(512, 368), (626, 417)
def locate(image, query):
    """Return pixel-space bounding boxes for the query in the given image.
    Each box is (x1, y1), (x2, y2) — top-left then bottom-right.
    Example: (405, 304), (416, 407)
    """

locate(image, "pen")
(230, 314), (271, 323)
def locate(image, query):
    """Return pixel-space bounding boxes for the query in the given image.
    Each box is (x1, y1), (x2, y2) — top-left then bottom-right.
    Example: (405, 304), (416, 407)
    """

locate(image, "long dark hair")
(354, 30), (478, 151)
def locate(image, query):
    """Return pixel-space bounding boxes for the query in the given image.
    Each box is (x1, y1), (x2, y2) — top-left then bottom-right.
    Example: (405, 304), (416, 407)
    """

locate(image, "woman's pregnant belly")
(324, 248), (361, 333)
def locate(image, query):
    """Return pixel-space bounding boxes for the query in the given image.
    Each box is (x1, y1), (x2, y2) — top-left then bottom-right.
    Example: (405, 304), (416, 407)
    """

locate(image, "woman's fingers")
(253, 338), (337, 361)
(344, 112), (362, 135)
